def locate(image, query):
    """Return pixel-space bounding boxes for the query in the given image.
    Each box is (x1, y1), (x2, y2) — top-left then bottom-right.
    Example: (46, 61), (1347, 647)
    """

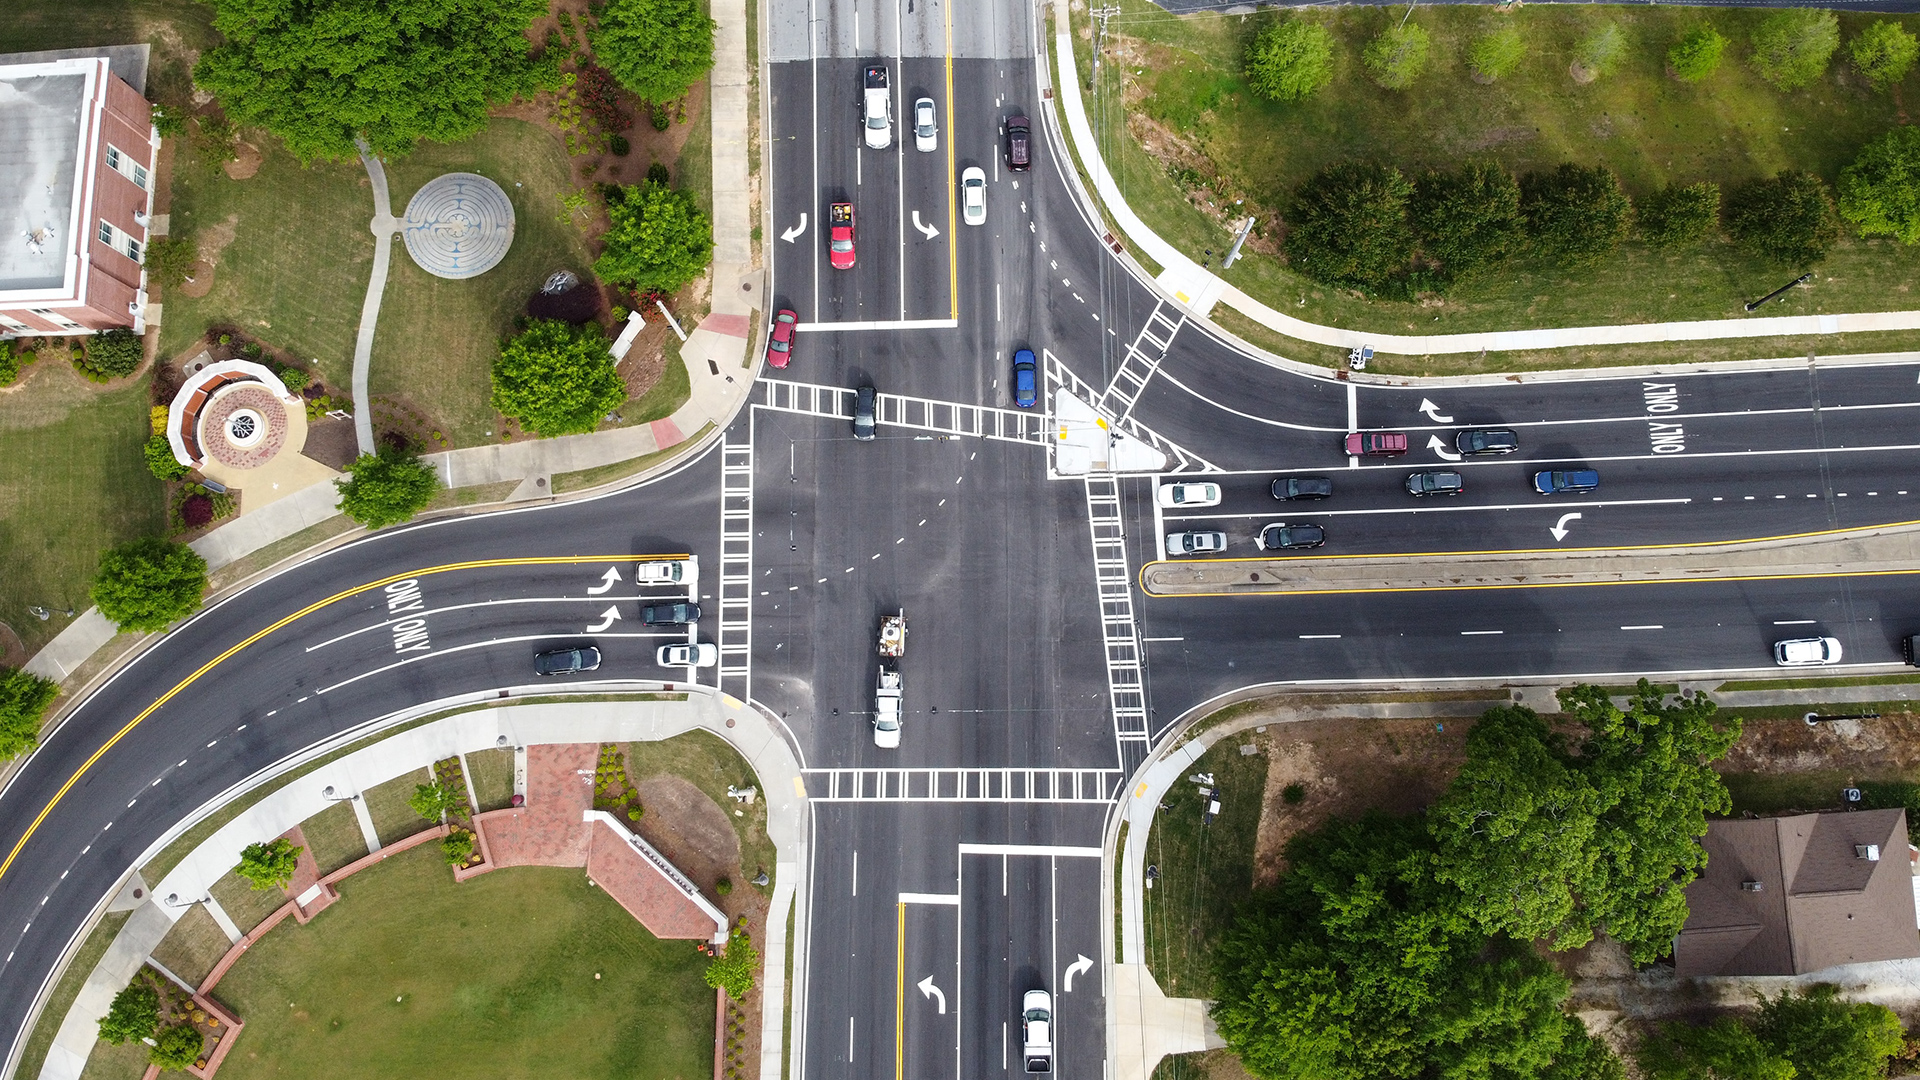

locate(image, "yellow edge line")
(895, 901), (907, 1080)
(1142, 565), (1920, 599)
(0, 554), (680, 885)
(943, 0), (957, 321)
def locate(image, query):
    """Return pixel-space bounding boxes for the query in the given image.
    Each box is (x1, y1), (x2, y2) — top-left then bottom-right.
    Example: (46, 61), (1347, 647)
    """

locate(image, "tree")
(1726, 171), (1839, 266)
(1285, 162), (1416, 292)
(442, 828), (476, 866)
(490, 319), (629, 438)
(97, 982), (160, 1045)
(83, 329), (144, 378)
(90, 537), (208, 633)
(704, 929), (760, 998)
(192, 0), (553, 162)
(1638, 182), (1721, 247)
(1362, 24), (1431, 90)
(0, 666), (59, 762)
(148, 1022), (203, 1071)
(1469, 24), (1527, 82)
(408, 780), (465, 822)
(144, 434), (189, 481)
(334, 446), (439, 529)
(1246, 19), (1336, 102)
(593, 181), (713, 294)
(1640, 1016), (1794, 1080)
(591, 0), (716, 104)
(1755, 985), (1907, 1080)
(1668, 25), (1729, 83)
(1749, 9), (1840, 91)
(1851, 21), (1919, 91)
(1430, 706), (1603, 950)
(1574, 24), (1628, 80)
(1521, 163), (1632, 263)
(1411, 160), (1522, 278)
(235, 837), (303, 891)
(1839, 125), (1920, 244)
(1559, 681), (1740, 963)
(143, 235), (197, 292)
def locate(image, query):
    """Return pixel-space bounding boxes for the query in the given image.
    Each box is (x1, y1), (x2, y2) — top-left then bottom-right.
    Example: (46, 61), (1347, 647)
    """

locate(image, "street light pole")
(1744, 272), (1812, 312)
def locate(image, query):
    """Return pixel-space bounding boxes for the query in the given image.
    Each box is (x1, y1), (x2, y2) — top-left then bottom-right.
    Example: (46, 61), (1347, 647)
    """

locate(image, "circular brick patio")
(199, 384), (290, 469)
(402, 173), (515, 279)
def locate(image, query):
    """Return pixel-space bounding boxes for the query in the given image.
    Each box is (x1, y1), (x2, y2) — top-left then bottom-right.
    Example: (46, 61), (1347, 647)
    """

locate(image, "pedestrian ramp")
(803, 767), (1126, 803)
(755, 379), (1049, 445)
(1045, 351), (1218, 474)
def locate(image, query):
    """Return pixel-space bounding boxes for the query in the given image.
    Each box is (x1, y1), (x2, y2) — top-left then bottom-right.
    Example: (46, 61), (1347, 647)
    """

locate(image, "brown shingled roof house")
(1674, 809), (1920, 977)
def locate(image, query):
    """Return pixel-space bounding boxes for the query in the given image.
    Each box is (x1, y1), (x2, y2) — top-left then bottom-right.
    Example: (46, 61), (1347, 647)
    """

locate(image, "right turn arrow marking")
(584, 606), (621, 633)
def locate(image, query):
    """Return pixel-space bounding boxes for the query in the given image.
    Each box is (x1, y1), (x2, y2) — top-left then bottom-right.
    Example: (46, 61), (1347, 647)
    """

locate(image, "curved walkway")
(1045, 0), (1920, 356)
(350, 137), (399, 455)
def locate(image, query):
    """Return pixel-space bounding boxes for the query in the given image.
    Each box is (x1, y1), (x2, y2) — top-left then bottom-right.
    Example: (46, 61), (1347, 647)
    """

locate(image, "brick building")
(0, 46), (155, 337)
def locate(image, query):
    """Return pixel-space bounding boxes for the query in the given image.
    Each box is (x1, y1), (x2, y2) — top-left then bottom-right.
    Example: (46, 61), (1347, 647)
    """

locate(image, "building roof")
(1675, 809), (1920, 977)
(0, 67), (86, 293)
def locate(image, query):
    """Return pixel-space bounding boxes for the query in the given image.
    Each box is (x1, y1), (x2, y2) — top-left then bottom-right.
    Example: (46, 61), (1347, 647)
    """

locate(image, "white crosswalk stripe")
(1085, 475), (1151, 751)
(1098, 301), (1186, 425)
(804, 768), (1126, 802)
(717, 430), (754, 698)
(1046, 351), (1220, 474)
(755, 378), (1050, 445)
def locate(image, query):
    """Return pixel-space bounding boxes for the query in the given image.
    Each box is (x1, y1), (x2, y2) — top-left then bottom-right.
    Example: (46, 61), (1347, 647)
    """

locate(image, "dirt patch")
(223, 140), (263, 180)
(299, 417), (358, 471)
(174, 212), (240, 298)
(0, 622), (27, 669)
(1719, 708), (1920, 778)
(1468, 126), (1538, 152)
(633, 775), (742, 892)
(1570, 61), (1599, 85)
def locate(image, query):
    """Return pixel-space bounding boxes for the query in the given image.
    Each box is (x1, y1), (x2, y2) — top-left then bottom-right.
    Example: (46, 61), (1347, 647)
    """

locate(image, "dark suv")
(1455, 429), (1519, 456)
(1405, 470), (1465, 497)
(534, 646), (601, 675)
(640, 602), (703, 625)
(1004, 115), (1031, 171)
(1272, 476), (1332, 501)
(852, 384), (877, 440)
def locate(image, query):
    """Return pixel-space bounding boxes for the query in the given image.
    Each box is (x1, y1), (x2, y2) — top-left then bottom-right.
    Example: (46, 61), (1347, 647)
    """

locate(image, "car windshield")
(867, 113), (886, 129)
(831, 238), (852, 251)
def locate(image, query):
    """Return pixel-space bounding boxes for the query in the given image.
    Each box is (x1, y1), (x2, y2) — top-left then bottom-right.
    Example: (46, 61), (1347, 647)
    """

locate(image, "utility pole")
(1090, 5), (1120, 77)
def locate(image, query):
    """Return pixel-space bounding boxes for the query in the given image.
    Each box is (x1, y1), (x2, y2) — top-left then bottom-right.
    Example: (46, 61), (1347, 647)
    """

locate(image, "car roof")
(1014, 348), (1035, 364)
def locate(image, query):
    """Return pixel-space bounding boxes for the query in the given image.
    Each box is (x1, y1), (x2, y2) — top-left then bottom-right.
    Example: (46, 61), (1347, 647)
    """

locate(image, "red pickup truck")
(1343, 431), (1408, 457)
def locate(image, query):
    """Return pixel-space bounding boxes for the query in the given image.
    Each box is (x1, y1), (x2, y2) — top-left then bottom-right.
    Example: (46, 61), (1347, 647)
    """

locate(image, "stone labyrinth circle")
(402, 172), (515, 279)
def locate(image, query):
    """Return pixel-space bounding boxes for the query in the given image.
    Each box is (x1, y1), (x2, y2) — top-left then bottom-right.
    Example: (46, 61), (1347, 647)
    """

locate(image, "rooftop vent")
(1856, 844), (1881, 862)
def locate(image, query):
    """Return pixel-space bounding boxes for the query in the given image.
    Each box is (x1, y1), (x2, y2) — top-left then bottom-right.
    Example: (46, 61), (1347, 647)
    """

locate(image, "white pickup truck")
(873, 666), (902, 748)
(1022, 989), (1052, 1073)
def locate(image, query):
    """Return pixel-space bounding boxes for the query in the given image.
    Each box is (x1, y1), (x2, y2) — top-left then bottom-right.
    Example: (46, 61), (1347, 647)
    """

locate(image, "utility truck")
(879, 610), (907, 657)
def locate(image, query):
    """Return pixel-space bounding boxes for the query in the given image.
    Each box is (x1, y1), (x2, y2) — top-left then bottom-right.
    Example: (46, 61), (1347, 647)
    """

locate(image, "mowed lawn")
(1092, 0), (1920, 336)
(212, 844), (713, 1080)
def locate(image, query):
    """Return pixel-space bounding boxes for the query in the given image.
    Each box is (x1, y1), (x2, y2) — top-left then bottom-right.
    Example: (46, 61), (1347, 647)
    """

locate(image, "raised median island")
(1141, 523), (1920, 597)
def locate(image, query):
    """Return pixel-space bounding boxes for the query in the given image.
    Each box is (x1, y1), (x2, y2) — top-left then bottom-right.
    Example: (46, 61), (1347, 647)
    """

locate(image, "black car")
(640, 602), (702, 625)
(1257, 522), (1326, 550)
(1004, 114), (1031, 171)
(1272, 476), (1333, 501)
(1455, 428), (1519, 457)
(534, 646), (601, 675)
(1405, 470), (1465, 497)
(852, 384), (877, 441)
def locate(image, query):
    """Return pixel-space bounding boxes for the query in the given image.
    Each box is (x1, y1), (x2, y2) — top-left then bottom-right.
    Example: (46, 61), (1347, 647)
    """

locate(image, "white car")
(635, 559), (686, 585)
(1156, 482), (1221, 509)
(656, 642), (718, 667)
(913, 97), (936, 152)
(1164, 531), (1227, 557)
(862, 65), (891, 149)
(1022, 989), (1053, 1074)
(962, 167), (986, 226)
(1774, 637), (1842, 667)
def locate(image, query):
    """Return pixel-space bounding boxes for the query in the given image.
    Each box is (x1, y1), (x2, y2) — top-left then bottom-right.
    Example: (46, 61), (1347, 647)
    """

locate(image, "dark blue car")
(1533, 469), (1600, 495)
(1012, 348), (1037, 409)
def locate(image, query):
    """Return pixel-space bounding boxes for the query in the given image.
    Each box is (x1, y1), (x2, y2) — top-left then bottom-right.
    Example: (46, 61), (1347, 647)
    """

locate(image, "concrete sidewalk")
(1045, 0), (1920, 357)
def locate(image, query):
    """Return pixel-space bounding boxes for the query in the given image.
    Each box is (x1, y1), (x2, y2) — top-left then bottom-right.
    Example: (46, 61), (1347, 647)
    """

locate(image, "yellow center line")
(895, 901), (907, 1080)
(0, 554), (678, 884)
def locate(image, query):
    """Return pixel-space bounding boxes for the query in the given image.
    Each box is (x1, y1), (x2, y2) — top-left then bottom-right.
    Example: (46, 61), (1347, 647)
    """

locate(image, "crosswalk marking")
(1099, 301), (1186, 425)
(1084, 475), (1151, 757)
(1046, 351), (1220, 474)
(804, 768), (1126, 802)
(755, 379), (1050, 445)
(717, 430), (754, 699)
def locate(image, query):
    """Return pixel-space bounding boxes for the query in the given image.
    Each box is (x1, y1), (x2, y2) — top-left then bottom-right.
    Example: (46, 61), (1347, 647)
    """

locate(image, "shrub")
(1750, 9), (1840, 91)
(149, 104), (187, 139)
(1840, 126), (1920, 244)
(591, 0), (716, 103)
(593, 180), (713, 294)
(442, 829), (476, 866)
(1574, 23), (1628, 79)
(81, 329), (144, 379)
(1520, 163), (1632, 263)
(491, 319), (628, 437)
(142, 235), (197, 291)
(650, 102), (671, 130)
(179, 493), (214, 528)
(715, 876), (733, 895)
(276, 366), (311, 392)
(334, 445), (440, 528)
(98, 981), (160, 1045)
(1668, 25), (1728, 83)
(409, 780), (465, 822)
(149, 1023), (202, 1071)
(609, 133), (631, 156)
(646, 161), (670, 185)
(1851, 21), (1920, 91)
(90, 537), (207, 632)
(1285, 162), (1416, 292)
(1726, 171), (1838, 265)
(150, 405), (169, 435)
(1468, 24), (1526, 82)
(235, 838), (303, 890)
(1411, 160), (1523, 278)
(1362, 24), (1431, 90)
(0, 344), (19, 388)
(703, 929), (760, 998)
(1281, 783), (1306, 805)
(1245, 19), (1336, 102)
(1638, 182), (1721, 247)
(145, 434), (189, 481)
(0, 666), (60, 762)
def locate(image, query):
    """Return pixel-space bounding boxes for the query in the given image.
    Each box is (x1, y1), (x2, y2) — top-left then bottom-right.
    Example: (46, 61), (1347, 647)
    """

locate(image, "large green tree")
(594, 181), (714, 294)
(1668, 25), (1728, 83)
(1362, 24), (1431, 89)
(193, 0), (553, 161)
(1411, 161), (1523, 278)
(97, 982), (160, 1045)
(90, 538), (208, 633)
(335, 446), (439, 529)
(1640, 1016), (1794, 1080)
(1285, 163), (1416, 293)
(491, 319), (629, 438)
(591, 0), (717, 104)
(1850, 21), (1919, 91)
(0, 666), (59, 762)
(1245, 19), (1336, 102)
(1638, 181), (1721, 247)
(1749, 9), (1840, 91)
(235, 837), (303, 891)
(1839, 126), (1920, 245)
(1468, 24), (1527, 82)
(1754, 985), (1907, 1080)
(1521, 164), (1633, 264)
(1726, 171), (1839, 265)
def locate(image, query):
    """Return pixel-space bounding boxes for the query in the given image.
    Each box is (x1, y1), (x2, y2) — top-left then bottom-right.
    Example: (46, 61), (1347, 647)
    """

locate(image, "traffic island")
(1140, 523), (1920, 597)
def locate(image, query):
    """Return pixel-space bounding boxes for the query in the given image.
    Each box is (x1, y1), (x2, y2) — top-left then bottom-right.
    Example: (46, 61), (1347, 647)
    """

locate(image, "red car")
(1343, 431), (1408, 457)
(766, 309), (798, 368)
(829, 202), (855, 270)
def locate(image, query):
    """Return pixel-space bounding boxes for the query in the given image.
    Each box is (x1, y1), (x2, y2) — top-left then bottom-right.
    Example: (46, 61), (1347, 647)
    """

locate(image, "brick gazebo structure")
(164, 359), (337, 511)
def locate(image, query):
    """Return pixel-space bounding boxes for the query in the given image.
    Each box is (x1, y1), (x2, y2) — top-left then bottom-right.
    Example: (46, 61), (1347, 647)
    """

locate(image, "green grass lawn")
(301, 800), (370, 874)
(1090, 1), (1920, 339)
(467, 747), (516, 811)
(1140, 738), (1265, 999)
(364, 769), (431, 847)
(0, 367), (166, 653)
(623, 730), (777, 880)
(211, 844), (713, 1080)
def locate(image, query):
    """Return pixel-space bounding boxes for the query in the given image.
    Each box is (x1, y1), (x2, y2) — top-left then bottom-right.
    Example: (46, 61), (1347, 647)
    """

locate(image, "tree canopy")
(593, 181), (714, 294)
(491, 319), (629, 438)
(1726, 171), (1838, 266)
(0, 666), (59, 762)
(1285, 162), (1415, 293)
(97, 982), (160, 1045)
(1246, 19), (1336, 102)
(1574, 24), (1628, 79)
(90, 537), (208, 633)
(193, 0), (554, 161)
(1638, 181), (1721, 247)
(1362, 24), (1431, 90)
(1850, 21), (1919, 91)
(334, 446), (439, 529)
(1839, 126), (1920, 245)
(1468, 25), (1527, 82)
(1412, 161), (1523, 278)
(82, 329), (144, 379)
(1640, 987), (1905, 1080)
(1668, 25), (1728, 83)
(235, 837), (303, 890)
(590, 0), (717, 104)
(1749, 9), (1840, 91)
(705, 929), (760, 998)
(1521, 163), (1633, 264)
(409, 780), (465, 822)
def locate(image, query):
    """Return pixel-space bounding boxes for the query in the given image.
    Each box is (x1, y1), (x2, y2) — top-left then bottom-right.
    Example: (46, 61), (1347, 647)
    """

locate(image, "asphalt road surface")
(7, 0), (1920, 1075)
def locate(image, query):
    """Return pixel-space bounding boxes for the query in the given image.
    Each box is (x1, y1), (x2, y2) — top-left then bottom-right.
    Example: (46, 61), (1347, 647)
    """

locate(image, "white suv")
(636, 560), (685, 585)
(862, 65), (891, 149)
(1774, 636), (1842, 666)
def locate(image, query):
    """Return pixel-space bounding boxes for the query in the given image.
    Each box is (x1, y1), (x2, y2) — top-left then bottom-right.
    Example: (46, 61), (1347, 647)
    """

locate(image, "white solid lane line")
(303, 594), (692, 653)
(1773, 620), (1818, 625)
(1162, 496), (1689, 521)
(1621, 625), (1665, 631)
(313, 631), (684, 695)
(1460, 630), (1504, 636)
